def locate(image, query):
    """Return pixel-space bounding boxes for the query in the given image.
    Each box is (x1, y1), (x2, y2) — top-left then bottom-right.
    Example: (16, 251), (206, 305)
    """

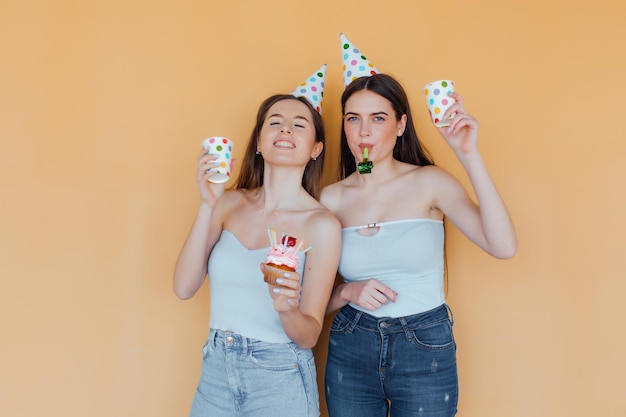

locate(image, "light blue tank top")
(339, 219), (445, 318)
(207, 230), (306, 343)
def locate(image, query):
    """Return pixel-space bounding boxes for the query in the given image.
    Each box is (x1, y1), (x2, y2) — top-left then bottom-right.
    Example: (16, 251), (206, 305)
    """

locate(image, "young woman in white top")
(321, 73), (517, 417)
(174, 92), (341, 417)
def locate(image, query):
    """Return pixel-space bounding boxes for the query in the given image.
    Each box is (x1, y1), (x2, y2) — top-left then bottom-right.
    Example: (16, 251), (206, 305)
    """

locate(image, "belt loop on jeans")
(399, 316), (413, 341)
(347, 308), (363, 333)
(445, 304), (454, 326)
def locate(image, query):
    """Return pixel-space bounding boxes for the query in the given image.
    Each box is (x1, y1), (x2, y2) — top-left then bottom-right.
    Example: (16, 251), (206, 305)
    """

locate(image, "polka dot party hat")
(290, 64), (327, 114)
(340, 33), (379, 88)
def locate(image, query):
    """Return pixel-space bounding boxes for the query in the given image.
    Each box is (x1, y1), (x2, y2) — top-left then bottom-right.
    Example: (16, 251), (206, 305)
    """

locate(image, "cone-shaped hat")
(340, 33), (379, 88)
(290, 64), (326, 114)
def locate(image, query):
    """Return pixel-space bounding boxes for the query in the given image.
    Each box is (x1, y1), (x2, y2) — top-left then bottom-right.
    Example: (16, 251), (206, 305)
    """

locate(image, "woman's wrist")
(338, 283), (352, 305)
(457, 149), (484, 169)
(199, 201), (216, 211)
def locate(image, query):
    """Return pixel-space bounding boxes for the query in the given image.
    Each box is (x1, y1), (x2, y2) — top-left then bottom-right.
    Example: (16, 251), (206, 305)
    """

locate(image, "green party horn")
(357, 147), (373, 174)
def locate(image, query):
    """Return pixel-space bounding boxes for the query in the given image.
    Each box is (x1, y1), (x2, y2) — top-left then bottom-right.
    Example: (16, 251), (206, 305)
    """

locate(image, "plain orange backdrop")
(1, 1), (625, 416)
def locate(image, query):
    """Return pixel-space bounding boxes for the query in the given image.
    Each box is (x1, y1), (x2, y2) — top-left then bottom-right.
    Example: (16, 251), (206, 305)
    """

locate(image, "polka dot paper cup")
(423, 80), (456, 128)
(201, 136), (233, 183)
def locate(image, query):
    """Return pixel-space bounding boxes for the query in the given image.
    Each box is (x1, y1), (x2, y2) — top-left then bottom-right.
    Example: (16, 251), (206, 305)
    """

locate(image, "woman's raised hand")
(196, 149), (228, 206)
(437, 93), (480, 156)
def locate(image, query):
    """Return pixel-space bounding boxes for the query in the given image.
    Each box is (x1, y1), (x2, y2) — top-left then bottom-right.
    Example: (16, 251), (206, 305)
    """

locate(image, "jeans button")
(379, 322), (387, 329)
(226, 336), (234, 343)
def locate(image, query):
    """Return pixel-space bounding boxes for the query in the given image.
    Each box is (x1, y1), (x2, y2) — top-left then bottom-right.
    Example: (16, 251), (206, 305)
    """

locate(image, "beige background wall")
(2, 0), (625, 416)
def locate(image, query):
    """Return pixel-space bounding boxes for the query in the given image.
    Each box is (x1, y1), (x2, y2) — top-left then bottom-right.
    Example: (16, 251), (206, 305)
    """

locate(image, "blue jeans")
(190, 329), (320, 417)
(325, 304), (458, 417)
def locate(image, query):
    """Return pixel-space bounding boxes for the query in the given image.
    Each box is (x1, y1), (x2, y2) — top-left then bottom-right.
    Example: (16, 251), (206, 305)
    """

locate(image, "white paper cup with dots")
(201, 136), (233, 183)
(423, 80), (456, 128)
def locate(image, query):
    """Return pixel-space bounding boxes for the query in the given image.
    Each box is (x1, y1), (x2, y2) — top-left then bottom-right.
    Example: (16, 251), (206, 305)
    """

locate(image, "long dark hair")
(338, 73), (434, 179)
(235, 94), (326, 200)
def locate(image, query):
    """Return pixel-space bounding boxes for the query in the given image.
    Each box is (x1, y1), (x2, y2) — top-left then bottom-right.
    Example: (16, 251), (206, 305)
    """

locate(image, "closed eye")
(267, 114), (283, 126)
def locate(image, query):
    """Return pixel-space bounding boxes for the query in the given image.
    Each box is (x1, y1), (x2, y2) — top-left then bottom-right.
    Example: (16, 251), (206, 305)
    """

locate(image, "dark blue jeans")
(325, 304), (458, 417)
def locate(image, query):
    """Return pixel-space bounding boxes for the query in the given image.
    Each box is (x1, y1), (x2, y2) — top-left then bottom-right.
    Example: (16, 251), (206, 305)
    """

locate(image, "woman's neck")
(259, 166), (306, 214)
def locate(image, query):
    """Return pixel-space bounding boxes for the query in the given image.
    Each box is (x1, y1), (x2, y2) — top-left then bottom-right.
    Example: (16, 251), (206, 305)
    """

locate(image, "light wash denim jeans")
(189, 329), (320, 417)
(325, 304), (458, 417)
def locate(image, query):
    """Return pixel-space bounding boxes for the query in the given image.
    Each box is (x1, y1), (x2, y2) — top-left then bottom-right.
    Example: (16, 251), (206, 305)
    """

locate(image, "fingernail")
(283, 272), (291, 278)
(276, 278), (284, 284)
(273, 288), (280, 294)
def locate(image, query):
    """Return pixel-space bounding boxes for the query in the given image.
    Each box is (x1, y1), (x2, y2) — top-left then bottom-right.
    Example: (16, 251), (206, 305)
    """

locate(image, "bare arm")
(173, 151), (229, 299)
(269, 211), (342, 349)
(434, 93), (517, 259)
(325, 279), (398, 314)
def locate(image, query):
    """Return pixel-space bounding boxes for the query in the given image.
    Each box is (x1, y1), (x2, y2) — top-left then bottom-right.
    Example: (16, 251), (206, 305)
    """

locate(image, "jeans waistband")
(340, 303), (453, 335)
(208, 329), (300, 353)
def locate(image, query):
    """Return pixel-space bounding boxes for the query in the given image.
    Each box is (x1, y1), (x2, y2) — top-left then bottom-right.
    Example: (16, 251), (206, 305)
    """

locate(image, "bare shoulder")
(414, 165), (472, 214)
(310, 203), (341, 228)
(216, 188), (247, 210)
(320, 176), (356, 212)
(214, 189), (257, 222)
(411, 164), (460, 189)
(303, 202), (341, 242)
(302, 208), (341, 267)
(320, 181), (342, 208)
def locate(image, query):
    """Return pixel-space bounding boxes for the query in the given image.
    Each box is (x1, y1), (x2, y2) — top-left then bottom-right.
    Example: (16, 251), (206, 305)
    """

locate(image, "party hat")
(290, 64), (326, 114)
(340, 33), (379, 88)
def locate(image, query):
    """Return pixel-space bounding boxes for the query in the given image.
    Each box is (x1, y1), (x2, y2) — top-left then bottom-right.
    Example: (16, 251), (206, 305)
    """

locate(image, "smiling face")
(236, 94), (327, 199)
(258, 98), (322, 164)
(343, 90), (406, 164)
